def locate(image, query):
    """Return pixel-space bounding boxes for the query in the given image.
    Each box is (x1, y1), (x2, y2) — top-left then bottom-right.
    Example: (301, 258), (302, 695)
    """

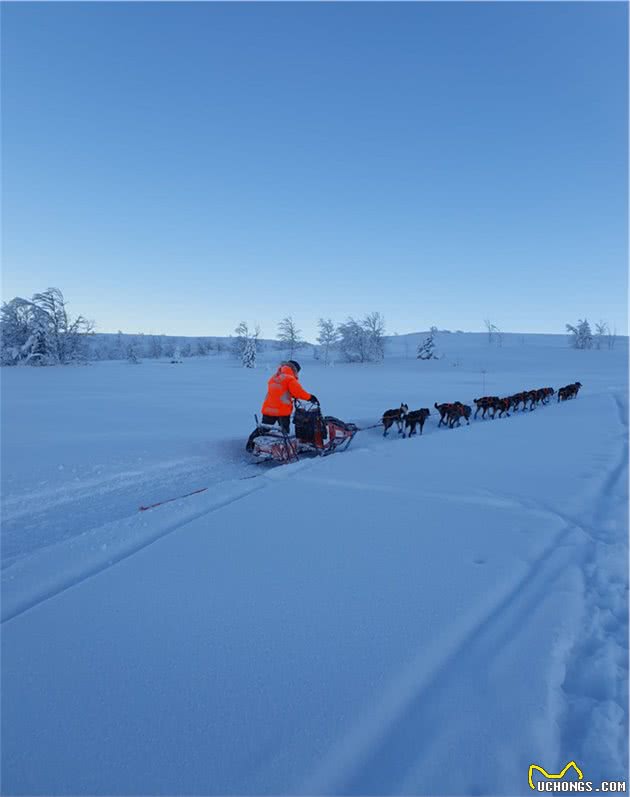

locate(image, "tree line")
(233, 313), (387, 368)
(0, 288), (233, 365)
(0, 288), (621, 367)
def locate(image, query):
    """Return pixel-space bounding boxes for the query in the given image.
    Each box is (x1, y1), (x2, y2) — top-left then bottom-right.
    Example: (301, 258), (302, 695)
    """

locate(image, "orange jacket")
(261, 365), (312, 417)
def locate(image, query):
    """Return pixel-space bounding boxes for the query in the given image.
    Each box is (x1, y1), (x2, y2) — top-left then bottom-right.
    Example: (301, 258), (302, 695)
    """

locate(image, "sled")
(249, 401), (359, 464)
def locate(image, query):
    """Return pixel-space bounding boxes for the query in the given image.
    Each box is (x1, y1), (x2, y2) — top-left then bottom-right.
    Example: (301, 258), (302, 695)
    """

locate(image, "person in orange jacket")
(246, 360), (318, 451)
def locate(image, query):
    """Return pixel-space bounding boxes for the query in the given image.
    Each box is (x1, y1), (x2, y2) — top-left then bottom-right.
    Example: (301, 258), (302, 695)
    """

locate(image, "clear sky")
(2, 1), (627, 340)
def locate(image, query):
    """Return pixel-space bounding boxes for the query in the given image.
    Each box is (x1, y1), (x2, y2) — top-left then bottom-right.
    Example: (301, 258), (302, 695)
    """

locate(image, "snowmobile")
(248, 400), (359, 464)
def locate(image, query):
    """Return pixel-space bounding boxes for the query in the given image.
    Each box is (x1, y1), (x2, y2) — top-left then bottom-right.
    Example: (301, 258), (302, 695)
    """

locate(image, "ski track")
(302, 505), (583, 795)
(0, 389), (593, 570)
(302, 391), (629, 794)
(1, 452), (261, 569)
(2, 391), (620, 614)
(1, 477), (270, 624)
(555, 390), (629, 781)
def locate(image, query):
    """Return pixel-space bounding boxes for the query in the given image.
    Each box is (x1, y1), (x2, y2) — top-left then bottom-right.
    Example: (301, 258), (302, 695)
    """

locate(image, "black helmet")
(287, 360), (301, 373)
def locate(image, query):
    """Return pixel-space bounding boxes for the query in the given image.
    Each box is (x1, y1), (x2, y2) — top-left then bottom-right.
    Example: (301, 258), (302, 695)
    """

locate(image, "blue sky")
(2, 2), (627, 339)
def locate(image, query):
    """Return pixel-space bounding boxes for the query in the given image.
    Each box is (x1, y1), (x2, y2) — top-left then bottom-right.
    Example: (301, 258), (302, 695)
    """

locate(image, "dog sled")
(248, 400), (359, 464)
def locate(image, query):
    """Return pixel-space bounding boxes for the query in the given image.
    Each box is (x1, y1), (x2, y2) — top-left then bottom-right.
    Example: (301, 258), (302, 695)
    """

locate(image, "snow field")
(1, 333), (627, 794)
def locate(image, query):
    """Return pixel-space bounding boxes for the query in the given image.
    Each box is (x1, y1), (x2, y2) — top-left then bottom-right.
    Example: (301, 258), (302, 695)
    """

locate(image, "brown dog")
(447, 403), (471, 427)
(435, 401), (460, 427)
(474, 396), (499, 419)
(404, 408), (430, 437)
(492, 397), (512, 418)
(558, 382), (582, 402)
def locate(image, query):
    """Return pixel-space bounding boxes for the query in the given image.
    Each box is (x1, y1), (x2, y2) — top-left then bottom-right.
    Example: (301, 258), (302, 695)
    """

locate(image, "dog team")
(381, 382), (582, 437)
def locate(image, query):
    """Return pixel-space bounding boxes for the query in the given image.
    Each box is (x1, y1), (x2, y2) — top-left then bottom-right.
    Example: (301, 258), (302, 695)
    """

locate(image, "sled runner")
(248, 400), (358, 464)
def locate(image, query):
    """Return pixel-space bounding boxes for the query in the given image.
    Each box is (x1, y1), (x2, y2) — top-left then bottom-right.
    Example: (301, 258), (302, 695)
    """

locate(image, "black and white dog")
(382, 403), (408, 436)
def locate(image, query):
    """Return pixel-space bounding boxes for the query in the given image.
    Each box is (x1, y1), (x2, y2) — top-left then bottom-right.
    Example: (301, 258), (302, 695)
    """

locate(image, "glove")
(309, 394), (319, 405)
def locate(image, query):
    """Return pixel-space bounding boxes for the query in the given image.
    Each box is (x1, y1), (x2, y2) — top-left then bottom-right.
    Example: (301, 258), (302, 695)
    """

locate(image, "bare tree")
(609, 324), (617, 350)
(484, 319), (503, 346)
(277, 316), (305, 359)
(317, 318), (339, 365)
(594, 321), (608, 349)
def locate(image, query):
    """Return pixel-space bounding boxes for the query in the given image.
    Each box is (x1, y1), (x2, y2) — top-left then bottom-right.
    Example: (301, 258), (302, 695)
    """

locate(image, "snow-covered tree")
(337, 318), (368, 363)
(196, 339), (210, 356)
(566, 319), (593, 350)
(126, 344), (140, 364)
(362, 312), (386, 361)
(1, 298), (35, 365)
(317, 318), (339, 365)
(1, 289), (92, 366)
(417, 329), (437, 360)
(242, 336), (257, 368)
(233, 322), (260, 359)
(180, 342), (192, 358)
(337, 313), (385, 363)
(149, 336), (163, 359)
(30, 288), (93, 364)
(113, 331), (124, 359)
(277, 316), (305, 359)
(233, 322), (260, 366)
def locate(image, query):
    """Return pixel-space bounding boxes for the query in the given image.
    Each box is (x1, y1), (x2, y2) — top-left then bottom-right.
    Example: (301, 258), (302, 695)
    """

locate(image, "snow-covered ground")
(1, 333), (628, 794)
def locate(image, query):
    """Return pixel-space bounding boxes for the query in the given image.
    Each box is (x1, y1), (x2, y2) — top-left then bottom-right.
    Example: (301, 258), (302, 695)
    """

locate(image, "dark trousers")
(246, 414), (291, 452)
(261, 415), (290, 433)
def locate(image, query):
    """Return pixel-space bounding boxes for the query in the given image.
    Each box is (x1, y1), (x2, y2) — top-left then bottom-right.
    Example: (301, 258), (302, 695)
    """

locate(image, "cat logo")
(528, 761), (584, 790)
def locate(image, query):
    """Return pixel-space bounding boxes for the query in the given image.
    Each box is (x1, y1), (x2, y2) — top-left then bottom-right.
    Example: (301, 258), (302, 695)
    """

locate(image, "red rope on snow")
(139, 487), (208, 512)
